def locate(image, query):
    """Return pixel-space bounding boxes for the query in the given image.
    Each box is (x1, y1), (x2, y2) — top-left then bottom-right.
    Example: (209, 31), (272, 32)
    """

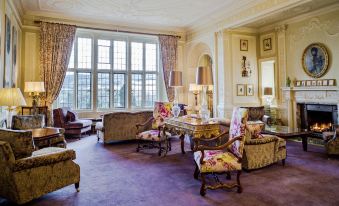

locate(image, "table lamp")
(189, 83), (202, 107)
(0, 88), (27, 128)
(169, 71), (183, 117)
(263, 87), (273, 106)
(25, 81), (45, 115)
(196, 66), (213, 121)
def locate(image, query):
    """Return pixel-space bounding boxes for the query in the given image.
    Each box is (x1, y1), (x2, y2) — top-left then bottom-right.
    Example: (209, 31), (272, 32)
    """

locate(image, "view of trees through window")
(57, 32), (159, 110)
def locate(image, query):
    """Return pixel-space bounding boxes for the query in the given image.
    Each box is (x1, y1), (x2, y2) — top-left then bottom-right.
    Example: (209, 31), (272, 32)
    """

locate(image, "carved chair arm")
(136, 117), (154, 133)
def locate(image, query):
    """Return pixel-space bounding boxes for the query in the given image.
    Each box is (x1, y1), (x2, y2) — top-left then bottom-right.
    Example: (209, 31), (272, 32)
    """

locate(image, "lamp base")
(199, 105), (210, 122)
(172, 104), (181, 118)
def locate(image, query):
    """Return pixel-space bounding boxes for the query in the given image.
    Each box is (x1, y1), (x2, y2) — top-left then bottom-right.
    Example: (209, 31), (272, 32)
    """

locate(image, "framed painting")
(328, 79), (335, 86)
(296, 81), (301, 87)
(263, 38), (272, 51)
(301, 81), (306, 86)
(237, 84), (245, 96)
(246, 84), (254, 96)
(240, 39), (248, 51)
(302, 43), (329, 78)
(4, 14), (11, 88)
(316, 80), (322, 86)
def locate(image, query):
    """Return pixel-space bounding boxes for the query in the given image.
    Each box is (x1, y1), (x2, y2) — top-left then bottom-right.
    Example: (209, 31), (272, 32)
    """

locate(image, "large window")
(57, 31), (159, 110)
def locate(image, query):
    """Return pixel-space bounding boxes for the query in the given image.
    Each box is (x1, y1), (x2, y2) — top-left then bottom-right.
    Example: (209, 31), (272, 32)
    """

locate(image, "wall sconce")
(241, 56), (252, 77)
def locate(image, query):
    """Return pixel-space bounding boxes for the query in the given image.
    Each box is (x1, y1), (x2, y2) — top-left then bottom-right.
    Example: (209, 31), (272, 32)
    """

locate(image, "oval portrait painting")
(302, 43), (329, 78)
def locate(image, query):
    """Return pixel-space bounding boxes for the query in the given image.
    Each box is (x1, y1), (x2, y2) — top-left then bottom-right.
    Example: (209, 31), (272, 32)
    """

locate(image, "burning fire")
(310, 122), (332, 132)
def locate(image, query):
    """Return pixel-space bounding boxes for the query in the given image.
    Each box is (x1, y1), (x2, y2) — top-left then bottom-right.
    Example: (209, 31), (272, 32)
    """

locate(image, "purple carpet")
(1, 135), (339, 206)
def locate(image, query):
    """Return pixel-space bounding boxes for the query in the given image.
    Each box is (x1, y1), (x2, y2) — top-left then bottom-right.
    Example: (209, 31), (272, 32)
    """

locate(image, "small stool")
(95, 122), (104, 142)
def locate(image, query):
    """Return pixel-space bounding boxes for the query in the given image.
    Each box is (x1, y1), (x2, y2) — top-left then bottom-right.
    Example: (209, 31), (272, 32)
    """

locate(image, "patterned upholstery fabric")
(228, 107), (248, 159)
(245, 121), (265, 140)
(0, 129), (34, 159)
(323, 128), (339, 155)
(194, 150), (241, 172)
(136, 130), (171, 142)
(0, 133), (80, 204)
(151, 102), (173, 129)
(11, 115), (45, 130)
(241, 106), (272, 125)
(66, 111), (78, 122)
(101, 111), (153, 143)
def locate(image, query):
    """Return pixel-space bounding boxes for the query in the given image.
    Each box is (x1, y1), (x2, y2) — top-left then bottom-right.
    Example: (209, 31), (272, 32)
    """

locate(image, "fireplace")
(298, 104), (338, 138)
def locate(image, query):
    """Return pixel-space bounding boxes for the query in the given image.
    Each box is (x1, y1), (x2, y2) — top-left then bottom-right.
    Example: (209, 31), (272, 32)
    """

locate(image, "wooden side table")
(31, 127), (66, 149)
(21, 106), (48, 126)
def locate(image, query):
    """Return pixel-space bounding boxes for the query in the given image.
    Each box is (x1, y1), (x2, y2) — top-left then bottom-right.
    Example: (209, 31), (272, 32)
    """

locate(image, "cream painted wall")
(286, 10), (339, 83)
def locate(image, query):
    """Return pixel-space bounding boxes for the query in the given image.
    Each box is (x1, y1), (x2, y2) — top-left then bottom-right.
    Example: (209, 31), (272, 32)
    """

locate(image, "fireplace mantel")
(281, 86), (339, 91)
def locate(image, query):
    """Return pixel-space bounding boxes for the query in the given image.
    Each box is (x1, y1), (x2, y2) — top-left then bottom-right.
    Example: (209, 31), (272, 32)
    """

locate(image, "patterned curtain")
(40, 22), (76, 125)
(158, 35), (178, 102)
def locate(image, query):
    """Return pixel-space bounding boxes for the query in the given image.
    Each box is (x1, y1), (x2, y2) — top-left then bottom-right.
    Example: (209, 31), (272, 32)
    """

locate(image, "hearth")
(298, 104), (338, 138)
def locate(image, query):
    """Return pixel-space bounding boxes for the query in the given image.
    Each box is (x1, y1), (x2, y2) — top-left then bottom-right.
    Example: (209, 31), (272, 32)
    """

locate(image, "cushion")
(194, 150), (241, 173)
(13, 147), (76, 172)
(136, 130), (171, 142)
(152, 102), (173, 129)
(246, 121), (265, 140)
(64, 120), (92, 129)
(0, 129), (34, 159)
(66, 111), (78, 122)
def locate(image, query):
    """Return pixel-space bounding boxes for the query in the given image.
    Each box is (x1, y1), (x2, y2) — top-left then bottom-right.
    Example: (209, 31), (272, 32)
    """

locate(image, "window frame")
(57, 29), (160, 112)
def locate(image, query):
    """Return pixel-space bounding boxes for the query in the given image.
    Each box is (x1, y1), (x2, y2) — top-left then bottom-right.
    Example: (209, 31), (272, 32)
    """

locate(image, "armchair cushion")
(194, 150), (241, 173)
(151, 102), (173, 129)
(66, 111), (78, 122)
(136, 130), (171, 142)
(0, 129), (34, 159)
(246, 121), (265, 140)
(64, 120), (92, 129)
(13, 147), (76, 172)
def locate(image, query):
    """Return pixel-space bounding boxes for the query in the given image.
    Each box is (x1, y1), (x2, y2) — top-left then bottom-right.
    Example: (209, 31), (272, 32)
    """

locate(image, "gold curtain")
(158, 35), (178, 102)
(40, 22), (76, 125)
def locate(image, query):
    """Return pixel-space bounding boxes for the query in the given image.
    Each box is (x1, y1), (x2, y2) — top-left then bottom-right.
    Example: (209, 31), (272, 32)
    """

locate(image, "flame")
(310, 122), (332, 132)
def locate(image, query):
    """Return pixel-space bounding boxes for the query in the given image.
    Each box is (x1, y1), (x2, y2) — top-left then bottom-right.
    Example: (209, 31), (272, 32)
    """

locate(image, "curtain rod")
(34, 20), (181, 39)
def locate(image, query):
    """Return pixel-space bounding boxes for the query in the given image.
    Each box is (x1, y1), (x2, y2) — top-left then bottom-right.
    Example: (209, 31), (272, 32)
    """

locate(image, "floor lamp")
(0, 88), (27, 128)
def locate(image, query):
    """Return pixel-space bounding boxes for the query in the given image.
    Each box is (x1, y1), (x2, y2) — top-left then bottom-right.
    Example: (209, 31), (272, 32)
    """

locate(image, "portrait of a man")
(302, 43), (329, 78)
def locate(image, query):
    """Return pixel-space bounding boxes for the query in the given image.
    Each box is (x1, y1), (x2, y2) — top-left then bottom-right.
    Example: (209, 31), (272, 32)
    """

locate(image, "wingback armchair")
(53, 107), (92, 138)
(193, 107), (248, 196)
(0, 129), (80, 204)
(323, 126), (339, 155)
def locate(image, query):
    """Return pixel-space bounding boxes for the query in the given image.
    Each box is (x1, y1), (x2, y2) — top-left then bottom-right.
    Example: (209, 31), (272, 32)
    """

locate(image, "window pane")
(145, 74), (157, 107)
(113, 41), (126, 70)
(98, 40), (111, 70)
(113, 74), (126, 108)
(131, 42), (143, 71)
(145, 43), (156, 71)
(131, 74), (143, 107)
(58, 72), (74, 108)
(77, 72), (92, 109)
(68, 45), (75, 68)
(97, 73), (110, 109)
(78, 37), (92, 69)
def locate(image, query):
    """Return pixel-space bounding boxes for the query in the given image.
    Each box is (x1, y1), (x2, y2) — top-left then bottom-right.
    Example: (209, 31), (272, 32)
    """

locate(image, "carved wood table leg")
(180, 134), (185, 154)
(302, 136), (308, 151)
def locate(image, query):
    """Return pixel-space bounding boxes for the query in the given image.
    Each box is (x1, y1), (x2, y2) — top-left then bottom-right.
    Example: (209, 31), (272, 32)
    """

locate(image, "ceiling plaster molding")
(8, 0), (23, 27)
(259, 2), (339, 33)
(186, 0), (309, 41)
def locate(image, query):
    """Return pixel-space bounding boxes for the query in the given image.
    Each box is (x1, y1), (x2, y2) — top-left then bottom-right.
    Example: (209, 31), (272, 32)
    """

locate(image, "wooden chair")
(193, 107), (248, 196)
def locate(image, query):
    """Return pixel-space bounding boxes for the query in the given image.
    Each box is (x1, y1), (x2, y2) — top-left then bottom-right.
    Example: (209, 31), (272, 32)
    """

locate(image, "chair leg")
(75, 182), (80, 192)
(136, 140), (141, 152)
(237, 170), (242, 193)
(158, 142), (162, 156)
(226, 172), (231, 180)
(168, 138), (172, 151)
(194, 165), (200, 180)
(282, 159), (286, 166)
(200, 173), (206, 196)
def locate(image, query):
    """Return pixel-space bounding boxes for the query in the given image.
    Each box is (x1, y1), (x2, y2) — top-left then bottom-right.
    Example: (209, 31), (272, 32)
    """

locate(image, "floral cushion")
(228, 108), (248, 159)
(151, 102), (173, 129)
(246, 121), (265, 140)
(194, 150), (241, 173)
(136, 130), (171, 142)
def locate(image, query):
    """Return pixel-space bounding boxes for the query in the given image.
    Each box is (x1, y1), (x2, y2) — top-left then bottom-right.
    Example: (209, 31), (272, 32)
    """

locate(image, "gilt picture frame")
(237, 84), (245, 96)
(263, 38), (272, 51)
(302, 43), (329, 78)
(246, 84), (254, 96)
(240, 39), (248, 51)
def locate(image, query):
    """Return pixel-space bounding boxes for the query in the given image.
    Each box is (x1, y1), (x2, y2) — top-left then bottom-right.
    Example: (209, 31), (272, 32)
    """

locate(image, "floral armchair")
(193, 107), (248, 196)
(0, 129), (80, 204)
(136, 102), (173, 156)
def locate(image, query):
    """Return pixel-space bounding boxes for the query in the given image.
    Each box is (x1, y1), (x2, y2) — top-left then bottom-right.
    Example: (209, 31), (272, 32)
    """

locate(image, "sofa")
(97, 111), (153, 144)
(0, 129), (80, 204)
(53, 107), (92, 138)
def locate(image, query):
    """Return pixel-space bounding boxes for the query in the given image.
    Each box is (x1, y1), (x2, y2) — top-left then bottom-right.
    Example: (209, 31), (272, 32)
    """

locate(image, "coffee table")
(32, 128), (65, 149)
(262, 125), (312, 151)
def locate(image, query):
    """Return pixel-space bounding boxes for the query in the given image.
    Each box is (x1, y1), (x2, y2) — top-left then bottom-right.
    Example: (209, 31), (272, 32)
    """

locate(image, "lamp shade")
(264, 87), (273, 95)
(0, 88), (27, 107)
(24, 81), (45, 93)
(196, 66), (213, 85)
(169, 71), (183, 87)
(189, 83), (202, 92)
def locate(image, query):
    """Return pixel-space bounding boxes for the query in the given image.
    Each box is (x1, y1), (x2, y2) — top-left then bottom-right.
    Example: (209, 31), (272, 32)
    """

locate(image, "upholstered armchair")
(136, 102), (173, 156)
(53, 107), (92, 138)
(0, 129), (80, 204)
(193, 107), (248, 196)
(242, 121), (286, 170)
(241, 106), (272, 125)
(323, 126), (339, 155)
